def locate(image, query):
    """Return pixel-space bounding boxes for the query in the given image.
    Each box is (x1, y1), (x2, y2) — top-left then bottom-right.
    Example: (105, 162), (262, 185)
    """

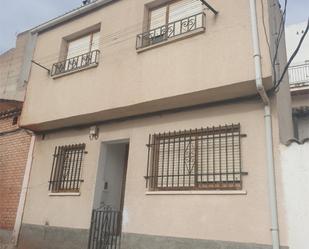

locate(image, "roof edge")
(31, 0), (116, 34)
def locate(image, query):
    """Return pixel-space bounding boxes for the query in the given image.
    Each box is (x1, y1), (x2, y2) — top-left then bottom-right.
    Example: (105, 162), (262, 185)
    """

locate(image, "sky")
(0, 0), (308, 53)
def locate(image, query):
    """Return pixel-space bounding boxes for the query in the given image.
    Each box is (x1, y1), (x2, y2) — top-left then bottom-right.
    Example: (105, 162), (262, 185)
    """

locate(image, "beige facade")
(18, 0), (293, 249)
(22, 100), (288, 245)
(20, 0), (275, 130)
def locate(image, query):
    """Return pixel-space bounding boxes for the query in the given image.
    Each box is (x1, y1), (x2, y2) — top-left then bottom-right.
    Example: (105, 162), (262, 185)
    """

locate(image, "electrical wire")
(273, 18), (309, 91)
(0, 0), (206, 66)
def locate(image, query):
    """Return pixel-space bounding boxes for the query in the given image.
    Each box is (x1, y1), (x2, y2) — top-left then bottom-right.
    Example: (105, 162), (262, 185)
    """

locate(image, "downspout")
(249, 1), (280, 249)
(11, 135), (36, 246)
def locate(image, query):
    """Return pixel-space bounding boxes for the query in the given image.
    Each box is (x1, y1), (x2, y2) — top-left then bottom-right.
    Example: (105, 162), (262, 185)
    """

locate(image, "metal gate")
(88, 206), (122, 249)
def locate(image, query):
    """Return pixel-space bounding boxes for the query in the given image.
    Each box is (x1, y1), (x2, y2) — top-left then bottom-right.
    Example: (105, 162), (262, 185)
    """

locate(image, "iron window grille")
(136, 12), (206, 50)
(145, 124), (247, 191)
(50, 50), (100, 77)
(49, 143), (87, 192)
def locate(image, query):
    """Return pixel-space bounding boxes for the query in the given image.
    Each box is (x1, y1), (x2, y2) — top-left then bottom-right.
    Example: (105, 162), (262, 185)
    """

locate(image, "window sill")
(51, 63), (98, 79)
(136, 27), (205, 53)
(48, 192), (81, 197)
(145, 190), (247, 196)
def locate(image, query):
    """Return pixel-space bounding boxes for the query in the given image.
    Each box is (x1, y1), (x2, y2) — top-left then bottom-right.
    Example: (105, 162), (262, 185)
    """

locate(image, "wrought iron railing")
(51, 50), (100, 77)
(88, 206), (122, 249)
(136, 12), (206, 50)
(288, 63), (309, 88)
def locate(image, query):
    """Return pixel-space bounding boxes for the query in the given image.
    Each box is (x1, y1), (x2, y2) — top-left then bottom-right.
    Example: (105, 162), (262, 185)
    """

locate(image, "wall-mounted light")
(89, 126), (99, 140)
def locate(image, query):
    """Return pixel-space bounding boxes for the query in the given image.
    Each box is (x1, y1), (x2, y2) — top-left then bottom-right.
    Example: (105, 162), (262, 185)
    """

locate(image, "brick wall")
(0, 114), (31, 230)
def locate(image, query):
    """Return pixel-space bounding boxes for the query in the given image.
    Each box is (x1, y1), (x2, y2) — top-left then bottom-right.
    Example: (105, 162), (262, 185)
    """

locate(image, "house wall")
(0, 111), (31, 231)
(280, 142), (309, 249)
(19, 99), (288, 249)
(20, 0), (274, 130)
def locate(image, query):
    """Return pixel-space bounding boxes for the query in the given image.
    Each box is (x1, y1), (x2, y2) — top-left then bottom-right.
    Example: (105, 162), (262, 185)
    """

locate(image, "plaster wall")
(20, 0), (274, 129)
(22, 100), (288, 246)
(280, 143), (309, 249)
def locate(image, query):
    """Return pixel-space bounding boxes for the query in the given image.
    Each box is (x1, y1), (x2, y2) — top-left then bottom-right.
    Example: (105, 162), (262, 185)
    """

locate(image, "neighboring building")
(0, 101), (30, 235)
(0, 31), (35, 102)
(286, 21), (309, 141)
(18, 0), (293, 249)
(0, 32), (34, 246)
(280, 21), (309, 249)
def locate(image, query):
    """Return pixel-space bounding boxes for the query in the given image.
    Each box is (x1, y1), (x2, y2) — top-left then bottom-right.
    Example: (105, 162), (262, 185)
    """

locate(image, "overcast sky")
(0, 0), (308, 53)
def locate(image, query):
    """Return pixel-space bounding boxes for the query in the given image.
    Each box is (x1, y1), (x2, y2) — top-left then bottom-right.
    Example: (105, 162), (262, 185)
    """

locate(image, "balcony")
(50, 50), (100, 77)
(288, 63), (309, 89)
(136, 12), (206, 50)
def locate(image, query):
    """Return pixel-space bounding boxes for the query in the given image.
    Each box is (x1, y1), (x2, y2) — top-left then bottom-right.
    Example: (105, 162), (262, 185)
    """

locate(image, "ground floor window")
(49, 143), (86, 192)
(146, 124), (246, 191)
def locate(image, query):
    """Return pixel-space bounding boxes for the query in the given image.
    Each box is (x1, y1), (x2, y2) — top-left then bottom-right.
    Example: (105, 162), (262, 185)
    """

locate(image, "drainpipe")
(11, 135), (36, 246)
(249, 1), (280, 249)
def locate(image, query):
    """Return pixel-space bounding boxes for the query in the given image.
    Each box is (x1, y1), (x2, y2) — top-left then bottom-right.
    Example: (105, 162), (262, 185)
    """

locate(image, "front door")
(88, 142), (129, 249)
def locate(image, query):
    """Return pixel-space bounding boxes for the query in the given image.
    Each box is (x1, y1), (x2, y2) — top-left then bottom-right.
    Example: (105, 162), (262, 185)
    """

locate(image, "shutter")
(169, 0), (203, 35)
(169, 0), (203, 22)
(67, 35), (91, 59)
(149, 6), (167, 30)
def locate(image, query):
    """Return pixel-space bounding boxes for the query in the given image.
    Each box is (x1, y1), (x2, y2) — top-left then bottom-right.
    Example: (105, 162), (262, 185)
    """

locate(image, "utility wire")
(0, 0), (206, 66)
(273, 18), (309, 91)
(272, 0), (287, 87)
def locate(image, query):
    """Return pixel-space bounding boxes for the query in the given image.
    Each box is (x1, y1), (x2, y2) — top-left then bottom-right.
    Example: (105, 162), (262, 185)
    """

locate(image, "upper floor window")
(145, 124), (246, 191)
(51, 31), (100, 77)
(136, 0), (205, 50)
(66, 31), (99, 59)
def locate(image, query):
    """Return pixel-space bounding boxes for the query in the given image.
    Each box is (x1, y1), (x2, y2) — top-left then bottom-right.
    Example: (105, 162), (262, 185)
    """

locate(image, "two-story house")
(17, 0), (293, 249)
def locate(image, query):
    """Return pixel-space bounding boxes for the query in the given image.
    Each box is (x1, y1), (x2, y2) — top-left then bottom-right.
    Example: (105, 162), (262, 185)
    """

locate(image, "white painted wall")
(285, 22), (309, 65)
(280, 143), (309, 249)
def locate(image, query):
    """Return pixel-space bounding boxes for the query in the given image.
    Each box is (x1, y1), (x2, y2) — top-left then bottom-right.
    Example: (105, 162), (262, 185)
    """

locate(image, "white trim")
(145, 190), (247, 195)
(12, 136), (36, 246)
(48, 192), (81, 196)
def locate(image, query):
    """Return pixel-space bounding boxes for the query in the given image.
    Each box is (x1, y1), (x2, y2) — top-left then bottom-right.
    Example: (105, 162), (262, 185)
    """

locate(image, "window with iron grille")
(49, 143), (87, 193)
(146, 124), (246, 191)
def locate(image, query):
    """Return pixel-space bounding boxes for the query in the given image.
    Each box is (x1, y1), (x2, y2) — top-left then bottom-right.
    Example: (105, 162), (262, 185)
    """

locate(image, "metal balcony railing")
(51, 50), (100, 77)
(136, 12), (206, 50)
(288, 63), (309, 88)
